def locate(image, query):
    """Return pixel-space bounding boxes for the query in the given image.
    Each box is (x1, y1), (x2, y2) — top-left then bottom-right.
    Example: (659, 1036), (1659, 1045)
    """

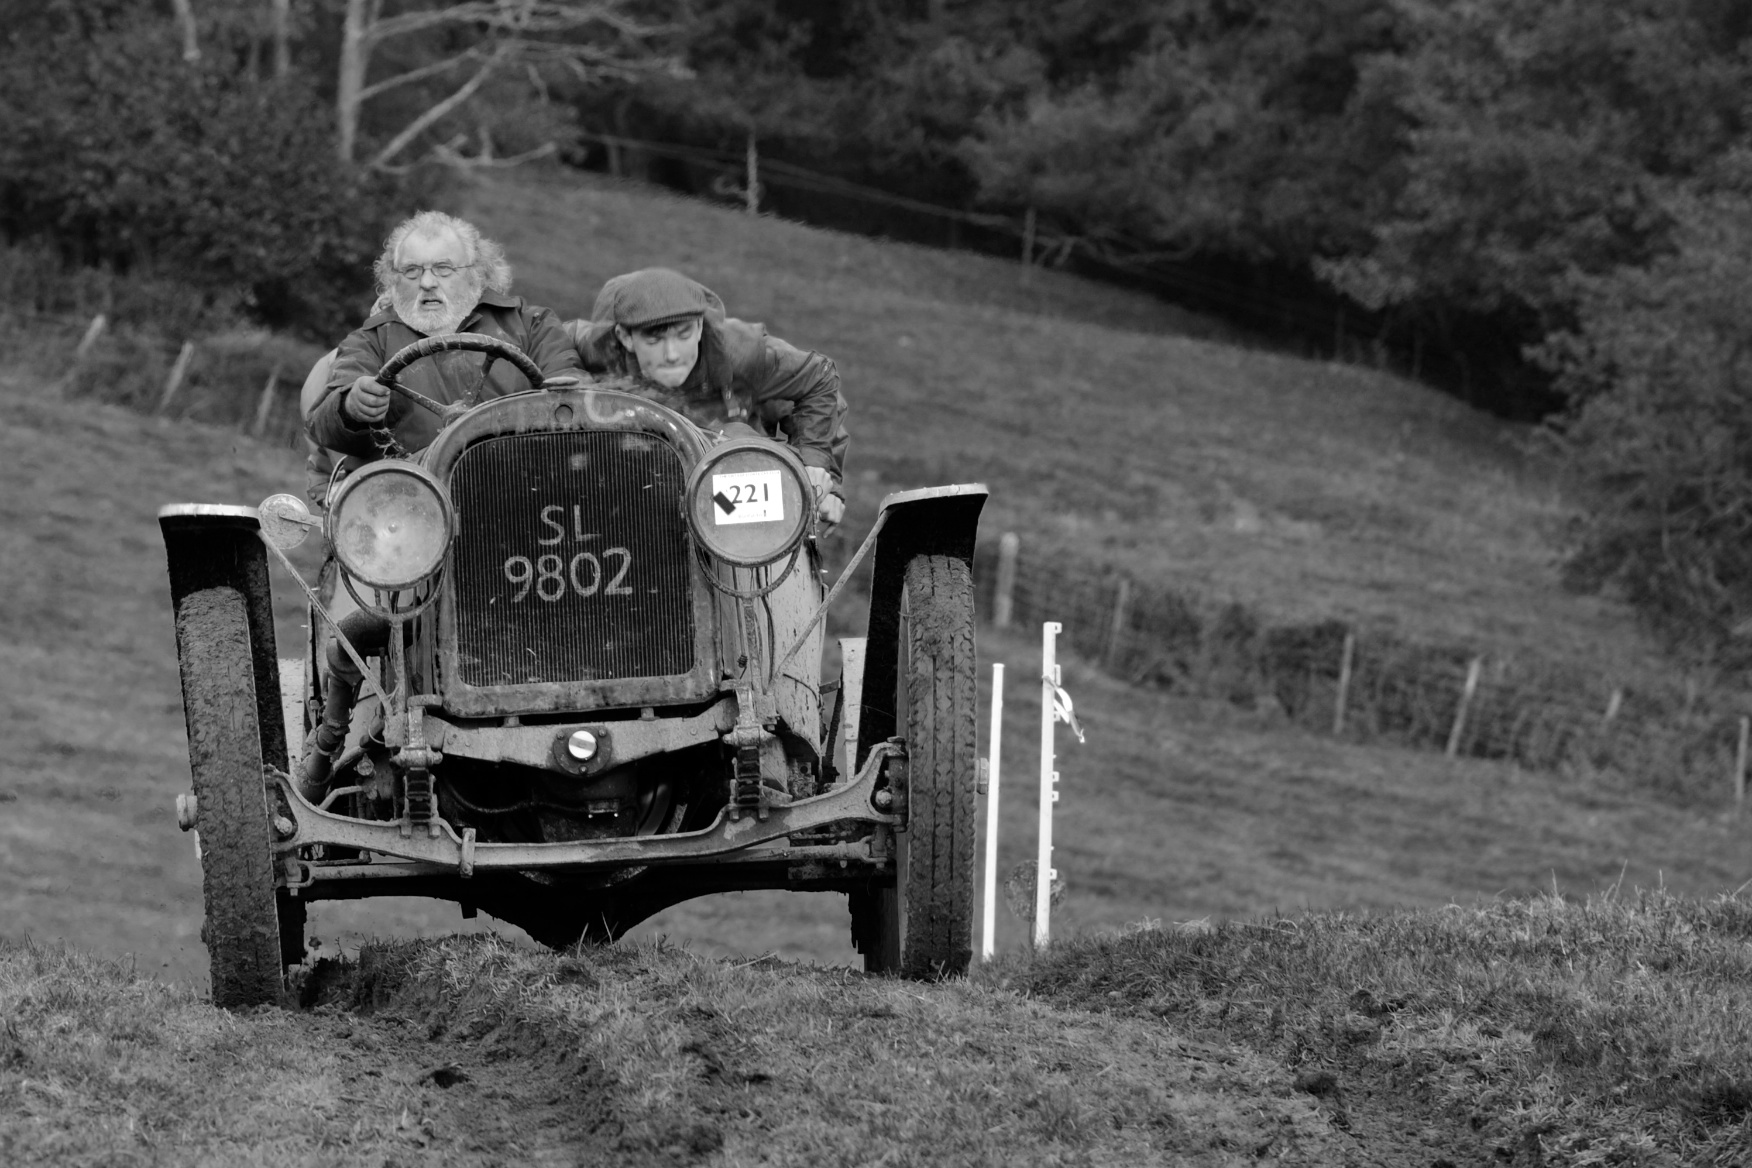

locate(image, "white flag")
(1047, 677), (1085, 744)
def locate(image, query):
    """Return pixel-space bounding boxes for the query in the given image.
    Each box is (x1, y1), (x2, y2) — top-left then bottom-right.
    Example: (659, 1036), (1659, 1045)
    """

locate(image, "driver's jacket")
(307, 291), (581, 460)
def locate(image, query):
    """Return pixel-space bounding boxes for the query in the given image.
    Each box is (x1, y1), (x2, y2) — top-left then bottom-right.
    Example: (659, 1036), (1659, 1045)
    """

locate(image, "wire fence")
(573, 130), (1355, 339)
(972, 533), (1752, 810)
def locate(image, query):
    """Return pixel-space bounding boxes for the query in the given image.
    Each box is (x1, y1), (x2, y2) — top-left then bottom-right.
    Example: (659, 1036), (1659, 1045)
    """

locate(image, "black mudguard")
(159, 505), (288, 771)
(855, 484), (987, 769)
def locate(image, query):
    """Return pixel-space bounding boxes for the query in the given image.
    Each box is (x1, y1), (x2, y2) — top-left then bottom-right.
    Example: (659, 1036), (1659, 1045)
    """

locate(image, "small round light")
(327, 461), (455, 591)
(685, 437), (811, 567)
(566, 730), (598, 761)
(257, 492), (318, 550)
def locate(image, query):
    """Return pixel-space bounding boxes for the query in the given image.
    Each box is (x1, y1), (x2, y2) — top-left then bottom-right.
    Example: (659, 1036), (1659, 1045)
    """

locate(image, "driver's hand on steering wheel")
(805, 466), (844, 528)
(343, 375), (391, 425)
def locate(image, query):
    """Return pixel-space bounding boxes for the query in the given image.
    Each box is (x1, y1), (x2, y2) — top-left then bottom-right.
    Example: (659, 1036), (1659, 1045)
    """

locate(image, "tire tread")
(176, 587), (286, 1008)
(898, 555), (977, 977)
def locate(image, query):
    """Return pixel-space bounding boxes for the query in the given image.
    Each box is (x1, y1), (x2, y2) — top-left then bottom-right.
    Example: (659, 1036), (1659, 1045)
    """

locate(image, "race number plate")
(710, 469), (784, 525)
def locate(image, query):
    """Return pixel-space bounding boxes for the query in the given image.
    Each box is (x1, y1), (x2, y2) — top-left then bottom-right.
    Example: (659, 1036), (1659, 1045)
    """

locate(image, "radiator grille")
(448, 430), (694, 687)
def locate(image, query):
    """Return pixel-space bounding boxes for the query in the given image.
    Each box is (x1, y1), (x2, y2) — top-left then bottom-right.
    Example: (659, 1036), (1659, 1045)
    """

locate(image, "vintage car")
(160, 334), (985, 1007)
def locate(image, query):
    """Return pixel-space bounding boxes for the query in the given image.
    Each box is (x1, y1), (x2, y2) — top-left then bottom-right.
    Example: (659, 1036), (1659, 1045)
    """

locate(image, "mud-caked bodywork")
(162, 337), (984, 1007)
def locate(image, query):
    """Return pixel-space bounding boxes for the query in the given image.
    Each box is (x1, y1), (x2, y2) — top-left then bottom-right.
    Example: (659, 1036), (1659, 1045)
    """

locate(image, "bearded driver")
(307, 210), (581, 459)
(569, 268), (848, 526)
(298, 212), (581, 798)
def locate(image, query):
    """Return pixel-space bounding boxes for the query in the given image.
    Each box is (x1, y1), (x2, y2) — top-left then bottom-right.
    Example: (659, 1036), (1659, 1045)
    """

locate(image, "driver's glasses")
(397, 261), (471, 281)
(633, 318), (702, 345)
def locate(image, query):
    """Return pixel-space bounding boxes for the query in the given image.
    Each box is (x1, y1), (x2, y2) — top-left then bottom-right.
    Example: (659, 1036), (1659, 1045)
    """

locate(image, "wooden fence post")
(1104, 577), (1132, 669)
(74, 313), (107, 362)
(1597, 687), (1625, 762)
(157, 341), (196, 415)
(1736, 716), (1748, 816)
(744, 130), (760, 215)
(54, 313), (108, 392)
(993, 532), (1020, 629)
(251, 362), (282, 436)
(1333, 630), (1356, 736)
(1446, 657), (1483, 758)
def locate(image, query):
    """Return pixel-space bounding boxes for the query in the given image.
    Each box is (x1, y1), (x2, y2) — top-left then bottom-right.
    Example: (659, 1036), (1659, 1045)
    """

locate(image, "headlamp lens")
(686, 440), (810, 566)
(330, 464), (454, 590)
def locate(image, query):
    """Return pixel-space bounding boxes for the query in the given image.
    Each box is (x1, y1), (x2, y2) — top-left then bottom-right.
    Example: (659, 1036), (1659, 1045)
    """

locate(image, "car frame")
(161, 333), (986, 1007)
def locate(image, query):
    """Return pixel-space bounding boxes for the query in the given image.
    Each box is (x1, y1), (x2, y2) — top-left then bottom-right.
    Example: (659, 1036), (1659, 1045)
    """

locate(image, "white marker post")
(1036, 622), (1062, 949)
(981, 662), (1005, 962)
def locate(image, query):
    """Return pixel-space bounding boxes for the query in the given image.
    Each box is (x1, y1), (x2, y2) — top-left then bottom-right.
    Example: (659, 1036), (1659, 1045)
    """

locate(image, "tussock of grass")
(299, 934), (1345, 1164)
(0, 940), (283, 1162)
(1002, 891), (1752, 1164)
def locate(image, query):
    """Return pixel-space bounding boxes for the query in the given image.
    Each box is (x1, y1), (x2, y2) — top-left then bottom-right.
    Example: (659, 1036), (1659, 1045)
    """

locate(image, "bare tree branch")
(337, 0), (677, 165)
(366, 1), (642, 43)
(357, 48), (483, 103)
(270, 0), (291, 77)
(367, 3), (504, 45)
(169, 0), (200, 63)
(338, 0), (369, 160)
(432, 136), (559, 169)
(369, 43), (509, 169)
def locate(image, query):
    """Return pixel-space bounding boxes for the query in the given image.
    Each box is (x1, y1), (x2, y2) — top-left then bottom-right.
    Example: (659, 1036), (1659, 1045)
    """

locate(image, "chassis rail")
(269, 739), (904, 876)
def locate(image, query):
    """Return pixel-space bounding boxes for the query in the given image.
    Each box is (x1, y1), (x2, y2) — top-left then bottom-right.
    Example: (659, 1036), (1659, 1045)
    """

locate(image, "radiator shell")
(424, 389), (721, 716)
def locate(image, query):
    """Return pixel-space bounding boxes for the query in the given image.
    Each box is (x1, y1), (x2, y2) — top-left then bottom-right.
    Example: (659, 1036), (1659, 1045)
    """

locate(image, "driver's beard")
(393, 282), (479, 337)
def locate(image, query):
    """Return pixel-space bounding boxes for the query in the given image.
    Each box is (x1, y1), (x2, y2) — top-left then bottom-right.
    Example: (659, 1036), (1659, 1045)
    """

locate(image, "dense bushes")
(1541, 186), (1752, 668)
(0, 236), (326, 444)
(0, 5), (398, 341)
(588, 3), (1749, 374)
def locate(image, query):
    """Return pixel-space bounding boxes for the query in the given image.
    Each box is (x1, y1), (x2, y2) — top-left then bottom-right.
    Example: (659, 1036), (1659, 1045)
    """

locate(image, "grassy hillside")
(1, 165), (1744, 987)
(462, 169), (1653, 673)
(7, 890), (1750, 1164)
(632, 619), (1752, 966)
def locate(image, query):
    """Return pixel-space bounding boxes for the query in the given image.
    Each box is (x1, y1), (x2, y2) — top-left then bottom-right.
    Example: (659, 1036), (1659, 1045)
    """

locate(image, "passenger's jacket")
(566, 312), (849, 487)
(308, 291), (581, 459)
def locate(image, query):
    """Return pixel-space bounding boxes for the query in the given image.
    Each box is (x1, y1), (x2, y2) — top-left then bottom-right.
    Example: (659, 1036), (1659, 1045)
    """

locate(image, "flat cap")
(592, 268), (725, 329)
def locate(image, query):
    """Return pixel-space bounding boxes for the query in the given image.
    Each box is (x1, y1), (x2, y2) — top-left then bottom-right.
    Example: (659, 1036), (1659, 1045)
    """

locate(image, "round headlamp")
(685, 437), (811, 567)
(326, 461), (455, 591)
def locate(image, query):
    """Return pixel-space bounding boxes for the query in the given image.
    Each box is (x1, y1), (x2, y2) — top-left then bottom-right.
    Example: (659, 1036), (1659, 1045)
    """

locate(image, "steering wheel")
(377, 332), (547, 417)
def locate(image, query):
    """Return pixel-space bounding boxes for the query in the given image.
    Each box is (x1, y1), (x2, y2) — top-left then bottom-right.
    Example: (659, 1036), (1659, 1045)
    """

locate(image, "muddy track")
(286, 1009), (624, 1167)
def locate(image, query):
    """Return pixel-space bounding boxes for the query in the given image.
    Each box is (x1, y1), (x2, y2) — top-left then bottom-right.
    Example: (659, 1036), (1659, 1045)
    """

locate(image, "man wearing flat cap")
(570, 267), (849, 527)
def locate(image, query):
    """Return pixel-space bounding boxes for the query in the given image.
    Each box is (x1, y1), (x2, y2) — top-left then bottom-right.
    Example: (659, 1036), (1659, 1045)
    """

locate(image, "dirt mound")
(0, 934), (1363, 1164)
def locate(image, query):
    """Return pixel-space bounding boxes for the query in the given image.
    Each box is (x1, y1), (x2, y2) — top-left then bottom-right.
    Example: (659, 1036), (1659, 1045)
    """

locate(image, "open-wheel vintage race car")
(160, 334), (986, 1007)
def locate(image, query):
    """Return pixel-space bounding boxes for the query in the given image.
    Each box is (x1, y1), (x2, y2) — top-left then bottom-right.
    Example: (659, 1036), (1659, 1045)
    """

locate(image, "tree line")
(5, 0), (1752, 668)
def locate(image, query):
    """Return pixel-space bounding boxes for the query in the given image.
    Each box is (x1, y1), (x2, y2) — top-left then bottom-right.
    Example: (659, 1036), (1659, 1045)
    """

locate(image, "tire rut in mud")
(292, 955), (741, 1167)
(287, 1003), (624, 1166)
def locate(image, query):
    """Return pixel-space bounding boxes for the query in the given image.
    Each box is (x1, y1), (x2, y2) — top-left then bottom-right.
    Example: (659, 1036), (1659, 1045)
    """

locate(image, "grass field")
(7, 890), (1752, 1165)
(6, 163), (1752, 1164)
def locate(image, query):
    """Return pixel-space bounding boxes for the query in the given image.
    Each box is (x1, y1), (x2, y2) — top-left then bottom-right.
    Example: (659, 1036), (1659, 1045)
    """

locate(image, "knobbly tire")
(852, 554), (978, 978)
(175, 587), (292, 1008)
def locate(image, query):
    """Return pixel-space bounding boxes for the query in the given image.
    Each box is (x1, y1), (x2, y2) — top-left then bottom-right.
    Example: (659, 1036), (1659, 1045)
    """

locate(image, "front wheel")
(175, 587), (295, 1007)
(851, 554), (978, 978)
